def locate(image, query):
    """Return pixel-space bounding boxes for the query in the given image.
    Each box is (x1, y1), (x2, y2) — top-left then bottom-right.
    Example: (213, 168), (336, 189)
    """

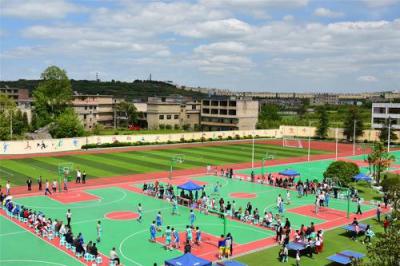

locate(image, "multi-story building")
(312, 93), (339, 106)
(146, 96), (201, 130)
(371, 103), (400, 130)
(0, 86), (33, 122)
(200, 96), (259, 131)
(72, 95), (120, 130)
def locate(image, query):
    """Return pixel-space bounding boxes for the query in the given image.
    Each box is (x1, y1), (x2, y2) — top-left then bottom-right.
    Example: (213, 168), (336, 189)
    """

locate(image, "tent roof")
(177, 181), (204, 191)
(165, 253), (212, 266)
(279, 169), (300, 176)
(354, 173), (372, 182)
(217, 261), (248, 266)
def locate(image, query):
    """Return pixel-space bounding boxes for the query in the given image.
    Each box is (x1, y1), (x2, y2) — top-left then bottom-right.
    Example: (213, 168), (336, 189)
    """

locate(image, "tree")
(366, 174), (400, 266)
(116, 101), (138, 127)
(367, 142), (395, 184)
(33, 66), (73, 127)
(0, 93), (16, 140)
(22, 112), (29, 130)
(30, 112), (39, 131)
(323, 160), (360, 186)
(49, 108), (84, 138)
(257, 104), (281, 129)
(316, 107), (329, 139)
(379, 118), (398, 144)
(343, 106), (364, 142)
(12, 109), (25, 135)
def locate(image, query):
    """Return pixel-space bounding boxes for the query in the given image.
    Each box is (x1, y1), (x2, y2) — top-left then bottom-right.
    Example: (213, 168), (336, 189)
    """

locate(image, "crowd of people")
(1, 197), (120, 265)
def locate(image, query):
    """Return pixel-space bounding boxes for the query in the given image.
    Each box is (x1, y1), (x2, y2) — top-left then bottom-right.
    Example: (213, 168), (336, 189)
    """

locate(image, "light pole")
(251, 134), (255, 171)
(335, 124), (339, 161)
(353, 119), (356, 155)
(387, 117), (391, 153)
(307, 121), (312, 161)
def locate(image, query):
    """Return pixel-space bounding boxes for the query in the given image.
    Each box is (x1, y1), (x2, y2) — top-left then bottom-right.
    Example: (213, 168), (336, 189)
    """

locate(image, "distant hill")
(0, 79), (206, 100)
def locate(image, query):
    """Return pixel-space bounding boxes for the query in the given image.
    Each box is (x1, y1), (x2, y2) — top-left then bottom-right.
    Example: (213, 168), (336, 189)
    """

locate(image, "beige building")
(0, 87), (33, 122)
(146, 97), (201, 130)
(201, 96), (259, 131)
(72, 95), (119, 130)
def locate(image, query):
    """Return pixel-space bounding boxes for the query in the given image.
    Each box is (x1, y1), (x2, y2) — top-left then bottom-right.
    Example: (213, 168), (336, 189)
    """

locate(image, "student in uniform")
(66, 209), (72, 227)
(163, 226), (172, 250)
(189, 209), (196, 226)
(44, 180), (52, 195)
(137, 203), (143, 223)
(217, 235), (226, 259)
(195, 227), (201, 245)
(155, 212), (163, 231)
(150, 221), (157, 242)
(186, 225), (193, 244)
(172, 228), (180, 249)
(96, 220), (102, 243)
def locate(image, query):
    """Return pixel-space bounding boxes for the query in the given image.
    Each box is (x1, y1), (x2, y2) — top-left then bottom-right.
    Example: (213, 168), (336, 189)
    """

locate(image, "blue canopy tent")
(177, 181), (204, 191)
(217, 261), (248, 266)
(165, 253), (212, 266)
(278, 169), (300, 177)
(353, 173), (372, 182)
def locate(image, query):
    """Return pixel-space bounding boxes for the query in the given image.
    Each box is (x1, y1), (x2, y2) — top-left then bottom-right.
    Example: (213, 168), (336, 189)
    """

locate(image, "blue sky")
(1, 0), (399, 92)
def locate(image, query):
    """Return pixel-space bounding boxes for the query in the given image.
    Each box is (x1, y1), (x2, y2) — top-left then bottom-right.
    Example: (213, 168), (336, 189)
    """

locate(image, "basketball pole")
(335, 126), (339, 161)
(251, 136), (255, 171)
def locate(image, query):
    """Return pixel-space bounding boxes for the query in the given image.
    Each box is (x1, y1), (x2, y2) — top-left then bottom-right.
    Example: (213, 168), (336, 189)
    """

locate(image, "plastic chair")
(66, 243), (72, 249)
(76, 252), (83, 259)
(71, 246), (76, 254)
(60, 237), (66, 246)
(96, 256), (103, 264)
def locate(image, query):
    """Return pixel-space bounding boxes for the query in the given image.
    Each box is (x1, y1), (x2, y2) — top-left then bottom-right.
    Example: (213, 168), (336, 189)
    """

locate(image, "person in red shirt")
(383, 216), (390, 234)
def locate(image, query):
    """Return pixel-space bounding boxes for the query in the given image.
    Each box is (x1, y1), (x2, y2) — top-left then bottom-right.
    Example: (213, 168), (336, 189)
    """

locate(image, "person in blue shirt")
(195, 226), (201, 245)
(189, 209), (196, 226)
(172, 197), (179, 215)
(156, 211), (163, 231)
(150, 221), (157, 242)
(172, 227), (180, 249)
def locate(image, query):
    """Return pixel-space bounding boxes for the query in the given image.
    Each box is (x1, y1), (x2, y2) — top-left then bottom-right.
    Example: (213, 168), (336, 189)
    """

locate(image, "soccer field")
(0, 142), (329, 186)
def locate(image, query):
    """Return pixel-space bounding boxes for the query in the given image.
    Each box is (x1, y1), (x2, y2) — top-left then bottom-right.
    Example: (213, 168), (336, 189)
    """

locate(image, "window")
(159, 115), (164, 120)
(85, 106), (88, 110)
(389, 108), (400, 114)
(220, 109), (227, 115)
(174, 115), (179, 119)
(229, 110), (236, 115)
(203, 100), (210, 106)
(167, 115), (171, 120)
(211, 101), (219, 106)
(229, 101), (237, 107)
(83, 114), (87, 119)
(187, 115), (190, 118)
(202, 108), (210, 114)
(373, 107), (385, 114)
(192, 105), (196, 110)
(211, 109), (218, 114)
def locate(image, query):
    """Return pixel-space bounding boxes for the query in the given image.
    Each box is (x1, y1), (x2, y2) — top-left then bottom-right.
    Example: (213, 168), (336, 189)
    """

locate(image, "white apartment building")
(371, 103), (400, 130)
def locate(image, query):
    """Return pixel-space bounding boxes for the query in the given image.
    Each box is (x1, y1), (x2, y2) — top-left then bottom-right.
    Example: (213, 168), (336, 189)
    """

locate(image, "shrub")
(323, 160), (360, 186)
(159, 124), (165, 130)
(174, 124), (180, 130)
(227, 136), (233, 140)
(165, 125), (172, 130)
(182, 124), (191, 130)
(235, 134), (241, 140)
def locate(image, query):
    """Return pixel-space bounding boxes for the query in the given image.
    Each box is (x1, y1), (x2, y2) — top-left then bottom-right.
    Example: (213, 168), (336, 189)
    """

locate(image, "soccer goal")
(282, 136), (304, 148)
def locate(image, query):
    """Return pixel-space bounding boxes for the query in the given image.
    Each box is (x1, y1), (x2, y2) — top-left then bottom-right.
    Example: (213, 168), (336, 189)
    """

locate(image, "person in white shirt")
(6, 180), (10, 196)
(110, 247), (120, 265)
(66, 209), (72, 227)
(76, 169), (81, 184)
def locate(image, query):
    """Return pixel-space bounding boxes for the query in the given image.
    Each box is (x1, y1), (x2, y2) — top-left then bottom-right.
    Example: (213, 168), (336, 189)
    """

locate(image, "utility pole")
(353, 119), (356, 155)
(387, 117), (391, 153)
(335, 125), (339, 160)
(251, 135), (255, 170)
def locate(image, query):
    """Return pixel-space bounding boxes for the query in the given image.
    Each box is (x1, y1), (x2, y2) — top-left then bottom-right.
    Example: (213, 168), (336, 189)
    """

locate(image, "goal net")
(282, 137), (304, 148)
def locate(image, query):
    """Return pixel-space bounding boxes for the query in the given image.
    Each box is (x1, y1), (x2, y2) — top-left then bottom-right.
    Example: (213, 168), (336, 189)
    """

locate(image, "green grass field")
(236, 217), (383, 266)
(0, 143), (329, 186)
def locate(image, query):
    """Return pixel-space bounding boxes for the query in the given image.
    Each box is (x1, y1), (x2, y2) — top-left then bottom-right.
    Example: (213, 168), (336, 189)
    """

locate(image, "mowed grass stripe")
(94, 153), (166, 173)
(152, 149), (232, 166)
(0, 164), (31, 185)
(112, 152), (178, 172)
(34, 156), (112, 178)
(76, 154), (142, 174)
(0, 159), (56, 185)
(61, 155), (129, 176)
(223, 144), (309, 157)
(139, 150), (208, 168)
(163, 147), (245, 164)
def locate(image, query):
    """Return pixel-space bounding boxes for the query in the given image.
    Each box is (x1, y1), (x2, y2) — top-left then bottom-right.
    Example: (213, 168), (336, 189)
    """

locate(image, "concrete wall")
(1, 125), (395, 155)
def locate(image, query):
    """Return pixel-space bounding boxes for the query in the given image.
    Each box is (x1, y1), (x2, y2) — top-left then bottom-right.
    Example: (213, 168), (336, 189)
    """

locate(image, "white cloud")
(314, 8), (344, 18)
(358, 75), (378, 82)
(179, 19), (253, 38)
(362, 0), (400, 8)
(1, 0), (83, 19)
